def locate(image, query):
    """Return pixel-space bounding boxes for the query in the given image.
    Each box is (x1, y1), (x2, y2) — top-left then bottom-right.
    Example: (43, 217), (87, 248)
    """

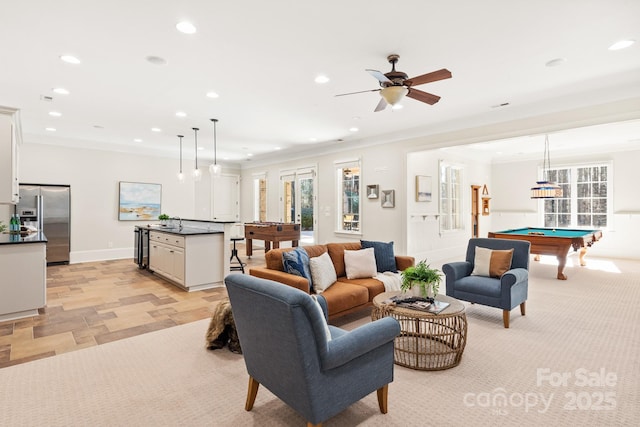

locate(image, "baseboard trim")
(70, 248), (132, 264)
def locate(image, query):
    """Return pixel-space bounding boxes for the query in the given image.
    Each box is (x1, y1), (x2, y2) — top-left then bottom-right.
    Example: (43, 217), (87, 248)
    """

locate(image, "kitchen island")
(137, 221), (235, 292)
(0, 231), (47, 321)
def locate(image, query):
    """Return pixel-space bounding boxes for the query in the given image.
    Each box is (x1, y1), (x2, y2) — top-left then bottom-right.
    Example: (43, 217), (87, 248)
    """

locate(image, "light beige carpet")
(1, 257), (639, 426)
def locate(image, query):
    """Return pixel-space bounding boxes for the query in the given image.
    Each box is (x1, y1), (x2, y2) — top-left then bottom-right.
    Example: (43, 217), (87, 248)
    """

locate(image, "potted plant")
(400, 260), (443, 299)
(158, 213), (170, 226)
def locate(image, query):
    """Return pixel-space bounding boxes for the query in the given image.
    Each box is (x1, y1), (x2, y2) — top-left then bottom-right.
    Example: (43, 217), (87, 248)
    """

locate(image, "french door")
(280, 167), (317, 245)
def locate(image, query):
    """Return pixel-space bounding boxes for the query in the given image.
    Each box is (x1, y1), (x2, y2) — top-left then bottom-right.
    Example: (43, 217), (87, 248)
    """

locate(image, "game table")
(244, 222), (300, 256)
(488, 227), (602, 280)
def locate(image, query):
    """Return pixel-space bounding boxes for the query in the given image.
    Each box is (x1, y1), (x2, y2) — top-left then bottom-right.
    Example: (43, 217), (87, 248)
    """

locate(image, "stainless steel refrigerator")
(18, 184), (71, 265)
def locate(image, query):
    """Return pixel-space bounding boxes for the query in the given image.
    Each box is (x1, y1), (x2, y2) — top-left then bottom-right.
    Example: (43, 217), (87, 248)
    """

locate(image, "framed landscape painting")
(118, 181), (162, 221)
(416, 175), (432, 202)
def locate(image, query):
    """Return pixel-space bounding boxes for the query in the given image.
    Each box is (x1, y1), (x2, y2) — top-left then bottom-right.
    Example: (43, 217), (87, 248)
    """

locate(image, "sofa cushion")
(265, 245), (326, 271)
(338, 277), (385, 301)
(320, 282), (370, 316)
(310, 252), (337, 293)
(344, 248), (377, 279)
(282, 247), (312, 289)
(361, 240), (397, 273)
(326, 242), (362, 278)
(471, 247), (514, 278)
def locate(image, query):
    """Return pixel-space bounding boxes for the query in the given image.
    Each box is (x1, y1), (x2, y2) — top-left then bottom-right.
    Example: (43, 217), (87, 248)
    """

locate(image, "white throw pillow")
(344, 247), (378, 279)
(310, 294), (331, 342)
(310, 252), (337, 293)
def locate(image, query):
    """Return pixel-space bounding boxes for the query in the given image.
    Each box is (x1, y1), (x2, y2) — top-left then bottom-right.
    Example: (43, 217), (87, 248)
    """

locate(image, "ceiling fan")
(336, 54), (452, 112)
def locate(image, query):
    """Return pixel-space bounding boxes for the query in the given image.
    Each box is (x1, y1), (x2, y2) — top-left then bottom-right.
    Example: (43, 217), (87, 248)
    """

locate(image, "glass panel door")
(280, 168), (317, 245)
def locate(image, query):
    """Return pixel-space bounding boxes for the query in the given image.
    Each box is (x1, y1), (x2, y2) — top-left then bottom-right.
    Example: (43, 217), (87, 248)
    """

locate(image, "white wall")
(18, 143), (198, 263)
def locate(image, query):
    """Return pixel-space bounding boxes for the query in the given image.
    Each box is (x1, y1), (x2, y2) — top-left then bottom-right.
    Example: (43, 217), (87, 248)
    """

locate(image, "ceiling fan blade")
(374, 97), (388, 112)
(335, 88), (380, 97)
(407, 88), (441, 105)
(405, 68), (452, 86)
(366, 69), (392, 84)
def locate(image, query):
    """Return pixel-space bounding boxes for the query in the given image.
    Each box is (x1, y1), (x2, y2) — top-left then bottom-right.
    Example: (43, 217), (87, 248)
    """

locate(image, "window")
(543, 163), (610, 228)
(439, 161), (464, 232)
(335, 159), (361, 233)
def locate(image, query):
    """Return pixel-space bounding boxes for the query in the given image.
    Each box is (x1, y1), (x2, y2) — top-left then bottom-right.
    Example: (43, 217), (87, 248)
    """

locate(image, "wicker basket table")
(372, 291), (467, 371)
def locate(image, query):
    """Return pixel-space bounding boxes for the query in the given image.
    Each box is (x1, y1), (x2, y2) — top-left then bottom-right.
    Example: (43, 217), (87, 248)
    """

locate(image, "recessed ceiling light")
(48, 111), (62, 117)
(349, 127), (359, 132)
(53, 88), (69, 95)
(175, 111), (187, 117)
(206, 91), (220, 98)
(45, 127), (56, 132)
(151, 127), (162, 132)
(134, 138), (143, 142)
(59, 55), (81, 64)
(146, 56), (168, 66)
(391, 104), (403, 110)
(247, 153), (253, 157)
(314, 75), (330, 84)
(309, 137), (317, 142)
(274, 147), (281, 150)
(608, 39), (635, 51)
(198, 146), (204, 151)
(176, 21), (197, 34)
(545, 58), (567, 67)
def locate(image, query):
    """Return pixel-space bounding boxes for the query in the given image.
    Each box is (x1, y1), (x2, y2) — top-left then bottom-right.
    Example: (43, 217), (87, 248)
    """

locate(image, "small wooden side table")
(372, 292), (468, 371)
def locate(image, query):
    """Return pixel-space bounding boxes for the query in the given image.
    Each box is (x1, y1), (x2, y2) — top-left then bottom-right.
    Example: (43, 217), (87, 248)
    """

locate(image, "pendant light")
(209, 118), (222, 176)
(530, 134), (563, 199)
(192, 127), (201, 181)
(177, 135), (185, 182)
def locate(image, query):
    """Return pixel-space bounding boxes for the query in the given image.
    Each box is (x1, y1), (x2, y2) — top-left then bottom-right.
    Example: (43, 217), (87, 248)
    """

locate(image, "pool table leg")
(556, 255), (568, 280)
(579, 247), (588, 266)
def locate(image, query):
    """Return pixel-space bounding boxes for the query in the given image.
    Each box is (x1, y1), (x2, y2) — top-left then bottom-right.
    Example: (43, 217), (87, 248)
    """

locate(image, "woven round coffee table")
(372, 291), (467, 371)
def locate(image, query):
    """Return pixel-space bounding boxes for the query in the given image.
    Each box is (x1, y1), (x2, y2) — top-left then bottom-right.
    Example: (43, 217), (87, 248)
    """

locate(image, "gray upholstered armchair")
(225, 274), (401, 427)
(442, 238), (530, 328)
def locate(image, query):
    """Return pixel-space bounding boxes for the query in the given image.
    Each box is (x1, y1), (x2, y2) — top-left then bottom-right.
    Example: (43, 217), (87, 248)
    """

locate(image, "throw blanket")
(375, 271), (402, 291)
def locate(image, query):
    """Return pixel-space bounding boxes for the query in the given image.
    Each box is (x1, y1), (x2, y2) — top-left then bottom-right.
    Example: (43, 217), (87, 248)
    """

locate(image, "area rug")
(1, 257), (639, 426)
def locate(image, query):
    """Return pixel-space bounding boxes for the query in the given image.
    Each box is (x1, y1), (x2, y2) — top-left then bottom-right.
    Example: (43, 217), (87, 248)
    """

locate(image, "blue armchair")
(442, 238), (530, 328)
(225, 273), (401, 427)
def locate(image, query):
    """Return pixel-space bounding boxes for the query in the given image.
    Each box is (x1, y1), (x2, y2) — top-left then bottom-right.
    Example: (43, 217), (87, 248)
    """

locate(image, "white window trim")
(334, 158), (362, 236)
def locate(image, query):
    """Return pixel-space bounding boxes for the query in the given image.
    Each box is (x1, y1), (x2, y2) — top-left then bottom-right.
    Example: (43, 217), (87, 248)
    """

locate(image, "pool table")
(487, 227), (603, 280)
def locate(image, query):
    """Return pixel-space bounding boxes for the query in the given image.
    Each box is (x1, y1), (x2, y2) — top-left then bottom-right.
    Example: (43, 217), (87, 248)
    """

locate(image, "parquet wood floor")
(0, 245), (266, 369)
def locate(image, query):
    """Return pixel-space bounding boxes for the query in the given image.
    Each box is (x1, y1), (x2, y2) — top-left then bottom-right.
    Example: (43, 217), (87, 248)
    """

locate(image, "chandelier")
(530, 135), (562, 199)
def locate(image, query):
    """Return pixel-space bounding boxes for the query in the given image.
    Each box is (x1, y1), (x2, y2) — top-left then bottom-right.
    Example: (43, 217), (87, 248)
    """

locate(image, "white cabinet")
(0, 242), (47, 321)
(148, 230), (223, 291)
(0, 106), (21, 205)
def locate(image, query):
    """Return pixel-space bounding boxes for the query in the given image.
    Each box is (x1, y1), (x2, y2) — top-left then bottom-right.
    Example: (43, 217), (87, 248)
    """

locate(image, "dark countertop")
(137, 225), (223, 236)
(0, 231), (48, 245)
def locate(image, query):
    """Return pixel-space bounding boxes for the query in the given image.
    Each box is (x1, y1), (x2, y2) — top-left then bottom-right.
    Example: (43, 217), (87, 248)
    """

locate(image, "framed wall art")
(381, 190), (395, 208)
(366, 184), (379, 199)
(118, 181), (162, 221)
(416, 175), (432, 202)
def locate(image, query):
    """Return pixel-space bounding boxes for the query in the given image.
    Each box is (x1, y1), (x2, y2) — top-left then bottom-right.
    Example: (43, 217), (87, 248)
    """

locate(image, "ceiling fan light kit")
(338, 54), (452, 112)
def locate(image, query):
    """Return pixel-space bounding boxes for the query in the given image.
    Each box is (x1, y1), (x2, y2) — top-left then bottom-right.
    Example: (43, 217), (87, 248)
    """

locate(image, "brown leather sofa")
(249, 242), (414, 319)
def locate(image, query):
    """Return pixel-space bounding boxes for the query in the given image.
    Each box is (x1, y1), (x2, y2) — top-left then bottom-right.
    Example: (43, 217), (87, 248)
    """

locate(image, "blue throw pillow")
(282, 247), (313, 289)
(360, 240), (396, 273)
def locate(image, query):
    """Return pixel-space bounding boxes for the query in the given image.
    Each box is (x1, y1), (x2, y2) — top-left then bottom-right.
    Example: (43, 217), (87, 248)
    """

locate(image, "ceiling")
(2, 1), (640, 167)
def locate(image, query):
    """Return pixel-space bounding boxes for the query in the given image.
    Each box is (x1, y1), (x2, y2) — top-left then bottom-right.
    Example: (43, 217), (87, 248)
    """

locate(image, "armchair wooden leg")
(520, 302), (526, 316)
(377, 384), (389, 414)
(503, 310), (510, 328)
(306, 423), (322, 427)
(245, 376), (260, 411)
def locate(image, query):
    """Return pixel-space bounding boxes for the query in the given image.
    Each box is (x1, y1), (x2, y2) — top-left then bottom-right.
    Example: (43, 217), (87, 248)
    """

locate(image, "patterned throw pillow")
(361, 240), (396, 272)
(282, 247), (312, 289)
(471, 247), (514, 278)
